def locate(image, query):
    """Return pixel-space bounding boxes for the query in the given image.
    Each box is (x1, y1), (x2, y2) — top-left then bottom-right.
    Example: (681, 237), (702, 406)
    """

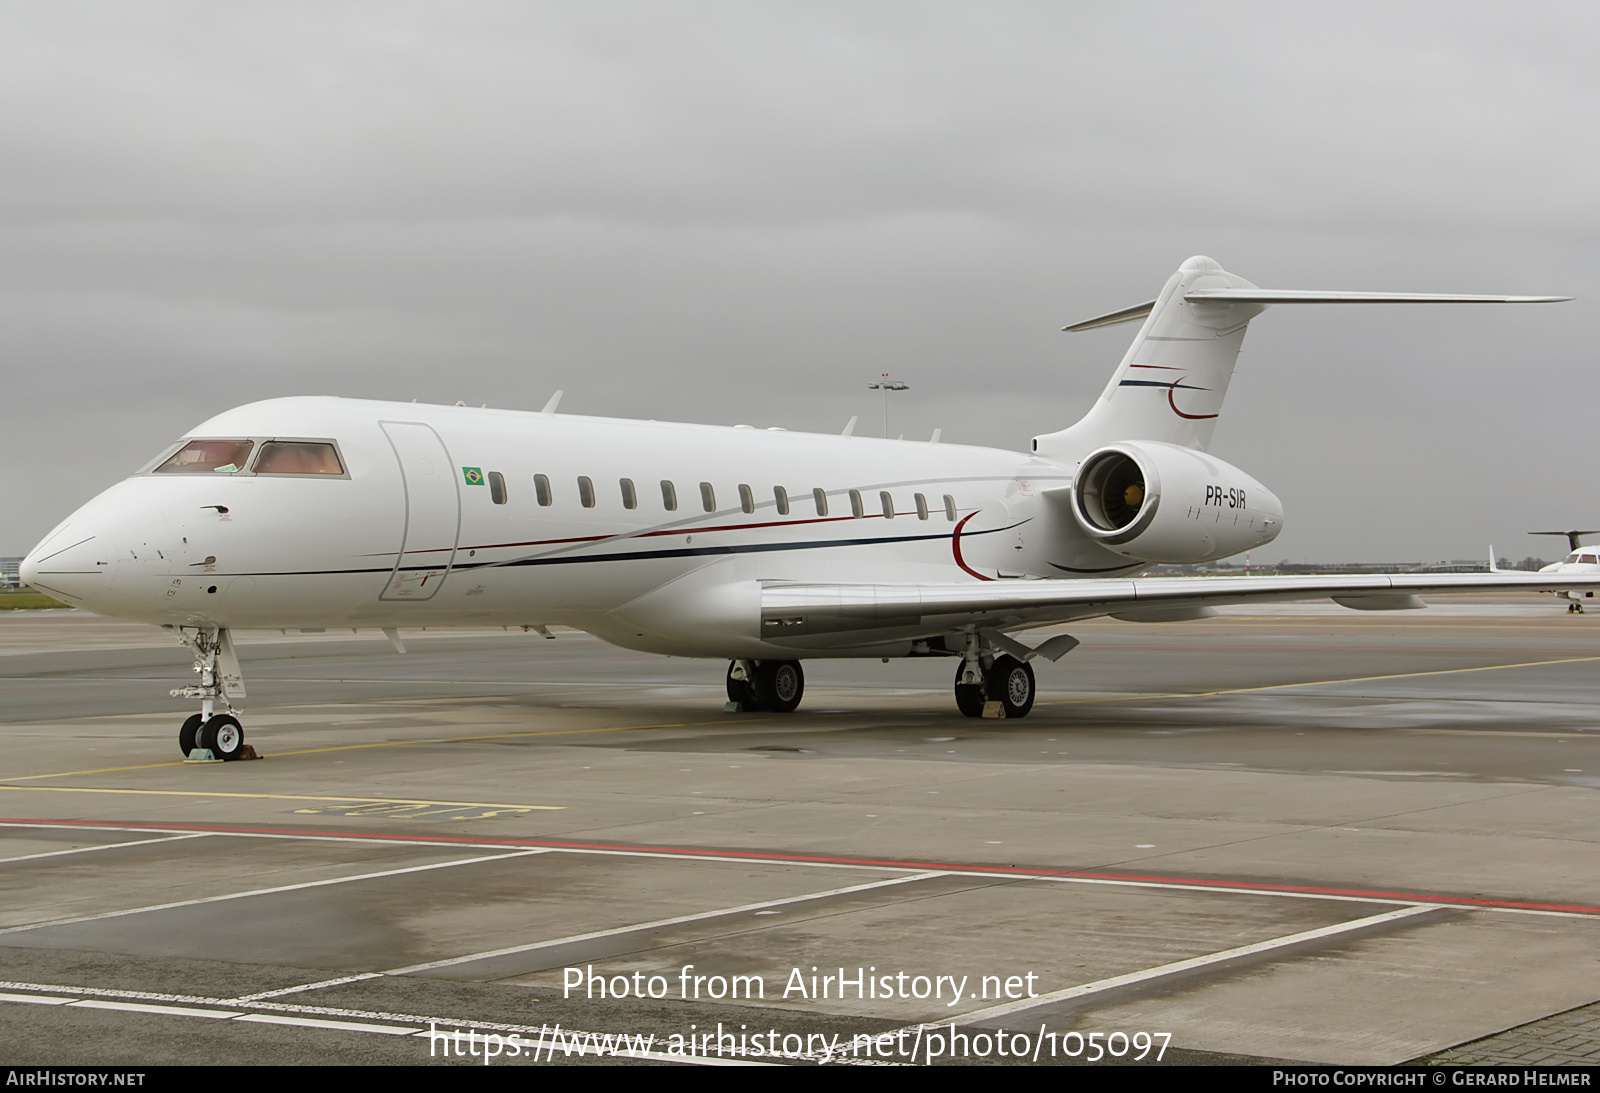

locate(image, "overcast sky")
(4, 2), (1597, 562)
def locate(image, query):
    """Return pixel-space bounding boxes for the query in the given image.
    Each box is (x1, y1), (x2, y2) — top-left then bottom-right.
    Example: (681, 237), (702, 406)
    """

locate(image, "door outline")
(379, 420), (461, 601)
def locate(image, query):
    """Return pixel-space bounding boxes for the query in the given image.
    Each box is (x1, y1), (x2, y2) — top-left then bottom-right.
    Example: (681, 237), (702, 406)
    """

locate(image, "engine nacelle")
(1069, 441), (1283, 563)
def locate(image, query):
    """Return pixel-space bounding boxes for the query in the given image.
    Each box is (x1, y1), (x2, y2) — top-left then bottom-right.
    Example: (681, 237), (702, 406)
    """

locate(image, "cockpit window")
(154, 439), (255, 474)
(252, 441), (345, 476)
(1580, 554), (1597, 565)
(1567, 553), (1580, 564)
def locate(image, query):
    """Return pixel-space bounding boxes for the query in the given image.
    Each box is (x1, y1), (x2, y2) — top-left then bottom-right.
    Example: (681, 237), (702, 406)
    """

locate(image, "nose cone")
(21, 478), (184, 617)
(20, 521), (108, 607)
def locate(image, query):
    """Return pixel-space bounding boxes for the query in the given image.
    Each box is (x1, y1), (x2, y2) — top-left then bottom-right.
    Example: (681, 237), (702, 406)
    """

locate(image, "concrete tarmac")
(1, 597), (1598, 1067)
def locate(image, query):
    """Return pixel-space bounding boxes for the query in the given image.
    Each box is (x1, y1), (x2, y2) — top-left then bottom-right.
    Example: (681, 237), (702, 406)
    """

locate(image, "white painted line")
(69, 999), (244, 1019)
(0, 980), (231, 1007)
(0, 992), (74, 1005)
(385, 871), (950, 975)
(229, 973), (385, 1003)
(948, 904), (1441, 1024)
(3, 819), (1598, 920)
(0, 833), (210, 865)
(236, 1013), (422, 1036)
(0, 848), (549, 936)
(0, 983), (786, 1065)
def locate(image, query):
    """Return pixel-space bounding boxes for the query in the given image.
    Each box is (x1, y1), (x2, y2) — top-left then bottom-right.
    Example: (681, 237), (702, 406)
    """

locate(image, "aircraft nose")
(19, 522), (108, 607)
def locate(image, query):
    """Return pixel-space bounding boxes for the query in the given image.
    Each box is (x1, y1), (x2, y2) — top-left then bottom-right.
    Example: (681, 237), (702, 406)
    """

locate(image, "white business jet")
(22, 256), (1597, 760)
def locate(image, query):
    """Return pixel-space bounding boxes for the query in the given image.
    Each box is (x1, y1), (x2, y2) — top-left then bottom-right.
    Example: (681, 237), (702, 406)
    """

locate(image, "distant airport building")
(0, 557), (25, 590)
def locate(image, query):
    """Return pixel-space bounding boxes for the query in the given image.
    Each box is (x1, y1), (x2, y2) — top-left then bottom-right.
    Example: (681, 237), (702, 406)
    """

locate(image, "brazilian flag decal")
(462, 467), (485, 486)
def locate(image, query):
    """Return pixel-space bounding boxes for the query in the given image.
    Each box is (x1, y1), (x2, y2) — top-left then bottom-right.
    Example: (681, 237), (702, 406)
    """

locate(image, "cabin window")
(577, 476), (595, 508)
(489, 471), (508, 504)
(774, 486), (790, 516)
(849, 490), (864, 518)
(620, 478), (637, 509)
(700, 482), (716, 512)
(155, 439), (255, 475)
(534, 474), (552, 506)
(738, 484), (755, 514)
(880, 491), (895, 518)
(915, 492), (929, 520)
(943, 494), (957, 521)
(661, 480), (677, 511)
(813, 488), (828, 517)
(252, 441), (344, 476)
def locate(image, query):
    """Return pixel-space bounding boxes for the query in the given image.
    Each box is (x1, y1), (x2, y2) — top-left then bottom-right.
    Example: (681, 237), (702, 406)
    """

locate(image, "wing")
(759, 571), (1600, 644)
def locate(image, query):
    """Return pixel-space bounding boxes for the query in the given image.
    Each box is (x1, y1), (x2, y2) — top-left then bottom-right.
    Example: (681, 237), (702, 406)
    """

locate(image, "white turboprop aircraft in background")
(22, 256), (1600, 760)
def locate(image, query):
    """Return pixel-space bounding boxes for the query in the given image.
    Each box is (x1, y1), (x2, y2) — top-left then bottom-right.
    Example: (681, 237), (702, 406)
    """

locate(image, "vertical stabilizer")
(1034, 257), (1565, 462)
(1035, 256), (1265, 457)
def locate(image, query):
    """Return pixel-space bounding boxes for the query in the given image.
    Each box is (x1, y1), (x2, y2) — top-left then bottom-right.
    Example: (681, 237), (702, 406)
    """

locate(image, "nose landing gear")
(165, 626), (254, 760)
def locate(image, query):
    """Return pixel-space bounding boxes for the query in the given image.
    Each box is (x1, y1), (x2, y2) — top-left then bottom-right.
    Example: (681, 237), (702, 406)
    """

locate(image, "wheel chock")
(236, 744), (262, 760)
(723, 701), (744, 713)
(184, 749), (222, 763)
(981, 701), (1006, 719)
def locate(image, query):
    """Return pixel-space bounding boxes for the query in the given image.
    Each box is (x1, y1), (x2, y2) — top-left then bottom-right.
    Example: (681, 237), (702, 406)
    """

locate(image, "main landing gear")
(165, 625), (253, 760)
(950, 628), (1072, 719)
(726, 659), (805, 713)
(954, 652), (1036, 719)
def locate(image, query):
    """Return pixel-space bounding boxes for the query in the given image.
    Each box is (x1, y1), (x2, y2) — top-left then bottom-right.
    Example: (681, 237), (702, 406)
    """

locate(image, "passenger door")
(379, 421), (461, 601)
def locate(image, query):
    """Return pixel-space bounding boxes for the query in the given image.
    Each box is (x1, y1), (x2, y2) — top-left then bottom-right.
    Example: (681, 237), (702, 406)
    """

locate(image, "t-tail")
(1033, 255), (1568, 460)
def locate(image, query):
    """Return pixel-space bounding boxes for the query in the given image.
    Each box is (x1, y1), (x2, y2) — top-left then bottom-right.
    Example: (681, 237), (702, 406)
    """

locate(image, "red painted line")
(1167, 379), (1218, 420)
(950, 511), (994, 581)
(637, 514), (861, 538)
(359, 514), (873, 557)
(6, 817), (1598, 916)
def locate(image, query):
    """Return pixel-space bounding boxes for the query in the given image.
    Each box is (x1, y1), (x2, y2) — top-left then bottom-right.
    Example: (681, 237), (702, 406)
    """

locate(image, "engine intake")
(1069, 442), (1282, 563)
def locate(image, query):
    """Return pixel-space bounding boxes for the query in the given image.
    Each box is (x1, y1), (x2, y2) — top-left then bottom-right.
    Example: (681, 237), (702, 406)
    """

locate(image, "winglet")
(1488, 546), (1500, 574)
(841, 415), (858, 437)
(541, 390), (564, 414)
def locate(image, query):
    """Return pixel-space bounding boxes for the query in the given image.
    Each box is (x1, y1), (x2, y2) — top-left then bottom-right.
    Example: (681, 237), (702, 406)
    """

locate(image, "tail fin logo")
(1118, 368), (1219, 421)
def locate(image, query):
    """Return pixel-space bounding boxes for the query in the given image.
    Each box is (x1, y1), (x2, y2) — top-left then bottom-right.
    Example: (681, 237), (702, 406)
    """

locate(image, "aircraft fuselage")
(25, 395), (1168, 658)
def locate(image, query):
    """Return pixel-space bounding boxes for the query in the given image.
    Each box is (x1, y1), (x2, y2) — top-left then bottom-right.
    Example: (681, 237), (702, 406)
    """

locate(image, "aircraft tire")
(985, 656), (1035, 719)
(199, 714), (246, 761)
(178, 714), (204, 756)
(752, 660), (804, 714)
(953, 663), (985, 717)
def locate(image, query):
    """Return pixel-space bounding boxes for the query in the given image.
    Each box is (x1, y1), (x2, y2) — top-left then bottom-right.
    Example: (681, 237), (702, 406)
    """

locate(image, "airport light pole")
(867, 375), (909, 438)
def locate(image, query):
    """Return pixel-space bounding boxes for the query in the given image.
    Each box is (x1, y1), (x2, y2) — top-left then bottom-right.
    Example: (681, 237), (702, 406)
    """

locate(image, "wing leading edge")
(759, 572), (1600, 641)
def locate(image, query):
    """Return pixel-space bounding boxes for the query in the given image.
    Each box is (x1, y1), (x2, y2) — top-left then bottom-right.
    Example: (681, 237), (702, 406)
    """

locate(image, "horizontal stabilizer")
(1061, 288), (1566, 334)
(1531, 529), (1600, 551)
(1061, 300), (1156, 332)
(1183, 290), (1571, 305)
